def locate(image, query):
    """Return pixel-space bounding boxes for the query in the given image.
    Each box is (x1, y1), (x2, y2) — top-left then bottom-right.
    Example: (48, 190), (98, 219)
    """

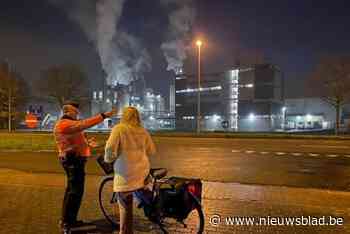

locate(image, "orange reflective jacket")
(53, 115), (104, 157)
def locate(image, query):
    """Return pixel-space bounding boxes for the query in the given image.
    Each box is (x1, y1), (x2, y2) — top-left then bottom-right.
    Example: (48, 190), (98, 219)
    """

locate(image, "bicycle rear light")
(187, 182), (202, 200)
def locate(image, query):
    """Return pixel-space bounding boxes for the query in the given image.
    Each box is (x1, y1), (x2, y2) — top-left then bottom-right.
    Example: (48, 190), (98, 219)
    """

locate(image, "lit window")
(306, 114), (312, 121)
(176, 77), (186, 80)
(176, 86), (222, 94)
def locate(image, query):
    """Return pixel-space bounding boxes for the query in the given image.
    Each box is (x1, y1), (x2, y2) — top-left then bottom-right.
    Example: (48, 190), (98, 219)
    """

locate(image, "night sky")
(1, 0), (350, 100)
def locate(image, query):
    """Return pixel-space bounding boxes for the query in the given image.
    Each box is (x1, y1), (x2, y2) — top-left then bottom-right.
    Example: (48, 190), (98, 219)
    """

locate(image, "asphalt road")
(0, 137), (350, 191)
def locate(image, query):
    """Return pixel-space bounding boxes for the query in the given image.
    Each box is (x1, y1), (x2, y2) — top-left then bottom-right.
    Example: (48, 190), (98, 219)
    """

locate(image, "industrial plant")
(90, 78), (172, 130)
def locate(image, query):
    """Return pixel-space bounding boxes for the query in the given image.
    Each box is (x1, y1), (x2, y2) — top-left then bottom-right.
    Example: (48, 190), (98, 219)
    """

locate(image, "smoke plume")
(160, 0), (195, 73)
(105, 32), (152, 85)
(48, 0), (97, 42)
(48, 0), (151, 85)
(96, 0), (124, 81)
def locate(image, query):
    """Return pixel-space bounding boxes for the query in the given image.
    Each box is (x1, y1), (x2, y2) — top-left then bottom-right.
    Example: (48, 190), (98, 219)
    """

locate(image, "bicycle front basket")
(96, 155), (114, 175)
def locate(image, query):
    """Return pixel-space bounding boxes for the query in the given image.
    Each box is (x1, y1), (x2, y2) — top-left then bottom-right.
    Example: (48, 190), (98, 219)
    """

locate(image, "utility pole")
(196, 40), (202, 134)
(7, 60), (12, 133)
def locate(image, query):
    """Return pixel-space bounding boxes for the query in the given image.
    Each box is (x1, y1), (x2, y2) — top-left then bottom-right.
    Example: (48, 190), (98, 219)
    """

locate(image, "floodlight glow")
(249, 113), (255, 121)
(306, 114), (312, 121)
(196, 40), (202, 47)
(213, 114), (220, 121)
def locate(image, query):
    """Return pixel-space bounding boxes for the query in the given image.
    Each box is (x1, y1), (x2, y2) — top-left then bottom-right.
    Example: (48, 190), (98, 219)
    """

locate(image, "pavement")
(1, 136), (350, 233)
(0, 168), (350, 234)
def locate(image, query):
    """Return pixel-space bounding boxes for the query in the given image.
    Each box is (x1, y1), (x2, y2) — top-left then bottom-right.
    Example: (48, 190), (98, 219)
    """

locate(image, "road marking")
(301, 145), (350, 149)
(245, 150), (255, 154)
(345, 155), (350, 158)
(327, 154), (338, 158)
(260, 152), (269, 155)
(308, 153), (320, 157)
(275, 152), (286, 155)
(292, 153), (302, 156)
(231, 150), (240, 153)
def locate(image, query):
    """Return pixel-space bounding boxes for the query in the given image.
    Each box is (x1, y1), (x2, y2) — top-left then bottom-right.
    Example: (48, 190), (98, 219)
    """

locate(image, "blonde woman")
(104, 107), (156, 234)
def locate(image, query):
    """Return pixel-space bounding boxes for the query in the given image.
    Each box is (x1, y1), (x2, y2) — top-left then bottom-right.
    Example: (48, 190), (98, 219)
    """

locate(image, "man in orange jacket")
(54, 101), (116, 234)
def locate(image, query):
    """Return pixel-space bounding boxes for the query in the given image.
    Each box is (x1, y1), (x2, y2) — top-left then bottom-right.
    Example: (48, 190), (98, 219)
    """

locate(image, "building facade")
(175, 64), (284, 131)
(284, 98), (350, 132)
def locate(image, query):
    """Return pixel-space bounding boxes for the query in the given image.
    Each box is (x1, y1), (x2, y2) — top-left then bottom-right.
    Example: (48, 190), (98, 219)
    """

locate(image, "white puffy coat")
(104, 123), (156, 192)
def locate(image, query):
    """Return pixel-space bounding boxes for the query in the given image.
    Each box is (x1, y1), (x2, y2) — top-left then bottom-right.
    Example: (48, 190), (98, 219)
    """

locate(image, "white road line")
(344, 155), (350, 158)
(260, 152), (269, 155)
(301, 145), (350, 149)
(327, 154), (338, 158)
(292, 153), (302, 156)
(275, 152), (286, 155)
(309, 153), (320, 157)
(245, 150), (255, 154)
(231, 150), (240, 153)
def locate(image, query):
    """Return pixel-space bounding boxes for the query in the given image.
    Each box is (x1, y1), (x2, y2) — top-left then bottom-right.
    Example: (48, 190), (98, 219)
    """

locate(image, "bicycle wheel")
(99, 176), (119, 226)
(99, 177), (154, 231)
(163, 197), (205, 233)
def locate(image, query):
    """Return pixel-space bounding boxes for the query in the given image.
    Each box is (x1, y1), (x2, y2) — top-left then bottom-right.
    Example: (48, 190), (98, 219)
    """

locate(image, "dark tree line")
(0, 62), (29, 130)
(308, 56), (350, 134)
(36, 64), (90, 108)
(0, 62), (90, 130)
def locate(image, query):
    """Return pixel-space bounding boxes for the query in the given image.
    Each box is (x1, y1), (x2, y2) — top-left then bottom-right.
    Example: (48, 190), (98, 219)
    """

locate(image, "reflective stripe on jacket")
(54, 114), (104, 157)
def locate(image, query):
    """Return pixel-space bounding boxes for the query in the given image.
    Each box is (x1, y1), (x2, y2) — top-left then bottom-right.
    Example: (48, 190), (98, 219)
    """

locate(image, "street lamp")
(196, 40), (202, 133)
(282, 106), (287, 131)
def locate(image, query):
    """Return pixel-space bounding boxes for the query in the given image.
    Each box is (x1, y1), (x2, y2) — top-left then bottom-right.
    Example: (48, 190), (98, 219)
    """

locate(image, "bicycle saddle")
(150, 168), (168, 180)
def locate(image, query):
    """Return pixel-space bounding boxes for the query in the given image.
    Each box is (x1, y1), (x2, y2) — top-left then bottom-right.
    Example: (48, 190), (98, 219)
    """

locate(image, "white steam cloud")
(160, 0), (195, 73)
(96, 0), (124, 82)
(48, 0), (97, 43)
(105, 32), (152, 85)
(48, 0), (151, 85)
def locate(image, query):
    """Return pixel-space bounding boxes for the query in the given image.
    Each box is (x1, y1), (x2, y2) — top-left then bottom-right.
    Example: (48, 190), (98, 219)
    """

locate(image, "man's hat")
(63, 100), (80, 109)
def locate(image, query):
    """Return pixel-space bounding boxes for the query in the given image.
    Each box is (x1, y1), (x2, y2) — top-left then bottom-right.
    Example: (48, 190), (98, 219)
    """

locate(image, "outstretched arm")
(62, 115), (104, 134)
(61, 108), (117, 134)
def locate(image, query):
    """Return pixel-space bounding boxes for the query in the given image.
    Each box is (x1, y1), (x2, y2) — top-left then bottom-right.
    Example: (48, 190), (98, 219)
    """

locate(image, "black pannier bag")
(96, 155), (114, 175)
(157, 177), (202, 220)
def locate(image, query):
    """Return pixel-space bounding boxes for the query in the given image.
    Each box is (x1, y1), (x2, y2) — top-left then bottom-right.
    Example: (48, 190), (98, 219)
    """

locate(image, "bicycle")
(97, 156), (205, 233)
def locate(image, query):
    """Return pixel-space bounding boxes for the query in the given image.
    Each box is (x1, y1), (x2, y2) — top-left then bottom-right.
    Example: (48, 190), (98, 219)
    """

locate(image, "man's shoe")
(59, 219), (88, 228)
(61, 224), (71, 234)
(71, 220), (88, 227)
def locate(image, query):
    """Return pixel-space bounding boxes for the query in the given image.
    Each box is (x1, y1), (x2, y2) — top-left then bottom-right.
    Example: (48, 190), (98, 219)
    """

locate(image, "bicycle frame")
(98, 169), (204, 234)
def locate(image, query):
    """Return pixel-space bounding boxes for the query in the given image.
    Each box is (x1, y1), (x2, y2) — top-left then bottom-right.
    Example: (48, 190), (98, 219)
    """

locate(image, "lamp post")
(282, 106), (287, 131)
(196, 40), (202, 133)
(6, 60), (12, 133)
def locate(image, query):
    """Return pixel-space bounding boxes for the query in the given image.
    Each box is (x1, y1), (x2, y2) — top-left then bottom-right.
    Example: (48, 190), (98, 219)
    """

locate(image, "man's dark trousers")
(60, 153), (87, 225)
